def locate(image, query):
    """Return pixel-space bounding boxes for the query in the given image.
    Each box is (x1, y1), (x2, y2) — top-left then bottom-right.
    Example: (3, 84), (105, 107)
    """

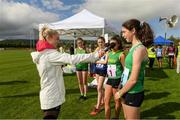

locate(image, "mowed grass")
(0, 50), (180, 119)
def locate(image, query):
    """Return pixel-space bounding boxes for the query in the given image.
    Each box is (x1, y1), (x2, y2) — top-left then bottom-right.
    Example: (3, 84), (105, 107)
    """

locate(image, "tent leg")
(74, 37), (76, 50)
(102, 28), (105, 36)
(73, 32), (76, 50)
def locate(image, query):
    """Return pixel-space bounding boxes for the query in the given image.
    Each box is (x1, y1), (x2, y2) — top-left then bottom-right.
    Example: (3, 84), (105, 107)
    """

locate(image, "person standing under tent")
(176, 42), (180, 73)
(69, 44), (74, 55)
(156, 45), (163, 68)
(115, 19), (154, 119)
(104, 35), (125, 119)
(75, 38), (89, 100)
(90, 37), (108, 116)
(59, 43), (65, 53)
(88, 44), (96, 77)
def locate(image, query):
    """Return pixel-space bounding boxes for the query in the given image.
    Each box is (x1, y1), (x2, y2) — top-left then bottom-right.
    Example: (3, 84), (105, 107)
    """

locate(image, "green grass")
(0, 50), (180, 119)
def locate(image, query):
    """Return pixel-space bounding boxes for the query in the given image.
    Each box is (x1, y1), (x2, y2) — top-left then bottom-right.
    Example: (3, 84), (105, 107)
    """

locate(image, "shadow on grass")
(63, 73), (76, 76)
(0, 92), (38, 98)
(0, 80), (28, 85)
(66, 87), (97, 95)
(145, 68), (169, 80)
(87, 94), (97, 99)
(144, 89), (150, 93)
(145, 92), (170, 100)
(66, 88), (80, 94)
(141, 102), (180, 119)
(88, 88), (98, 93)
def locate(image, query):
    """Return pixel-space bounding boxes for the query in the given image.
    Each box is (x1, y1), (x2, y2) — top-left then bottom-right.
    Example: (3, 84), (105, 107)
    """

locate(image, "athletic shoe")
(83, 96), (87, 100)
(90, 107), (101, 116)
(94, 103), (104, 109)
(79, 95), (84, 100)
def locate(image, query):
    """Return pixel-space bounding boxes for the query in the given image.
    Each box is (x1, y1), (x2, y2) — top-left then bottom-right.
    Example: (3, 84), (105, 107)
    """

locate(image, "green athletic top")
(121, 43), (147, 94)
(75, 48), (88, 69)
(107, 50), (123, 79)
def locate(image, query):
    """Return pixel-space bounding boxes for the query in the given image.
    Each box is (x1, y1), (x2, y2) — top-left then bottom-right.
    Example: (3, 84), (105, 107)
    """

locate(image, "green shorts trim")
(76, 63), (88, 71)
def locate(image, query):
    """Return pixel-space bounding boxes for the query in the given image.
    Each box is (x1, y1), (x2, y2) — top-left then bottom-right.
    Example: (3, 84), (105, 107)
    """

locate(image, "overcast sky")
(0, 0), (179, 39)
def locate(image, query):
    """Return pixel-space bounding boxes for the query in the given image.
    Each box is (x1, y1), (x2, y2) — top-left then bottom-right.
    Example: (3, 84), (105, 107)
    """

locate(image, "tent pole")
(30, 31), (32, 50)
(33, 28), (36, 49)
(102, 28), (105, 36)
(165, 23), (168, 46)
(73, 32), (76, 50)
(74, 37), (75, 50)
(32, 29), (34, 49)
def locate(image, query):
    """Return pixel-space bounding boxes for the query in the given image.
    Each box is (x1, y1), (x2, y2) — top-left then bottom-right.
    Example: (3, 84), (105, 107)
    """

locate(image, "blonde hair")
(41, 27), (59, 40)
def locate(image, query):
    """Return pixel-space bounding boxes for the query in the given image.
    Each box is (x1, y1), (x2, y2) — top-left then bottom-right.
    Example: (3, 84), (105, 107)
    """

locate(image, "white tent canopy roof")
(39, 9), (118, 37)
(47, 9), (104, 29)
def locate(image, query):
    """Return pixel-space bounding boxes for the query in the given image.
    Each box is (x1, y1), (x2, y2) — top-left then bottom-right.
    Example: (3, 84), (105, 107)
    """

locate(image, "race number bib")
(121, 67), (130, 86)
(96, 55), (106, 69)
(157, 51), (162, 57)
(107, 65), (116, 77)
(96, 64), (104, 68)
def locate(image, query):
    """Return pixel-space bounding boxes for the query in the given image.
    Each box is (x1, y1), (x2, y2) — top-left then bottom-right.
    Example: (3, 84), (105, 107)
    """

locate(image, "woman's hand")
(98, 50), (105, 58)
(115, 90), (123, 100)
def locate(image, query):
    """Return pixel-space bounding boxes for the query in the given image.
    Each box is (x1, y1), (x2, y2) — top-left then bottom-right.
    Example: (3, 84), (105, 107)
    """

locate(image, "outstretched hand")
(98, 50), (105, 58)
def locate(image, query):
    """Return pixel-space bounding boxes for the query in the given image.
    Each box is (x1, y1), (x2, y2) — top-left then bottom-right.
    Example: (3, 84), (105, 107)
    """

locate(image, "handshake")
(98, 42), (116, 58)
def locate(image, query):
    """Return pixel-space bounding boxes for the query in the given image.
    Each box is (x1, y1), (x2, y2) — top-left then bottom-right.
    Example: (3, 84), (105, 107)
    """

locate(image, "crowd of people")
(148, 42), (180, 73)
(31, 18), (179, 120)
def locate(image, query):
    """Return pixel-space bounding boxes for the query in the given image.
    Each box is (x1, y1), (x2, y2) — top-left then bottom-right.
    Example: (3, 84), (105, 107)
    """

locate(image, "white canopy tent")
(39, 9), (119, 47)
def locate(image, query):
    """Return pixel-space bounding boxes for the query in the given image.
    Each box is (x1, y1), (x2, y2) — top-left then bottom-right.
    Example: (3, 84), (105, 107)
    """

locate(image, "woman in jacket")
(31, 27), (104, 119)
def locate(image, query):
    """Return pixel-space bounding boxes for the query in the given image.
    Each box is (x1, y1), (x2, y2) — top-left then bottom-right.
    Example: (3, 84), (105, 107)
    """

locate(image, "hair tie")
(140, 21), (144, 27)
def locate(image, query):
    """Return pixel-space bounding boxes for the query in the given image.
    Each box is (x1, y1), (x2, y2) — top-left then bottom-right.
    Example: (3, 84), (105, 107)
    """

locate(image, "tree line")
(0, 36), (179, 49)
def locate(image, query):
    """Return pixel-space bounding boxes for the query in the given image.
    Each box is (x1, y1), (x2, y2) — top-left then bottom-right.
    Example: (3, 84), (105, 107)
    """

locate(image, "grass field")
(0, 50), (180, 119)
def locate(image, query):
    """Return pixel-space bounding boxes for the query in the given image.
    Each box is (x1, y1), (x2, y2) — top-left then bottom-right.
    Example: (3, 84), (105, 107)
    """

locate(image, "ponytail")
(41, 27), (59, 40)
(122, 19), (154, 47)
(139, 22), (154, 47)
(110, 35), (123, 50)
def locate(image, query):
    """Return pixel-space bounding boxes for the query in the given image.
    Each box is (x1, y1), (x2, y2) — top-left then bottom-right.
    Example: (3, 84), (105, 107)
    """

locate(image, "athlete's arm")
(119, 53), (125, 69)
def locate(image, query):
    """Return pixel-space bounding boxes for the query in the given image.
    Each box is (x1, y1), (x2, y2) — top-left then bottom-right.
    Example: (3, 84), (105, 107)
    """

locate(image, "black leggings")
(168, 56), (174, 68)
(149, 58), (155, 68)
(43, 105), (61, 120)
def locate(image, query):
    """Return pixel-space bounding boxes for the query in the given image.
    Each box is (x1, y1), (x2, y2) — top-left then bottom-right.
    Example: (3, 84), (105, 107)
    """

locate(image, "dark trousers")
(43, 105), (61, 120)
(149, 58), (155, 69)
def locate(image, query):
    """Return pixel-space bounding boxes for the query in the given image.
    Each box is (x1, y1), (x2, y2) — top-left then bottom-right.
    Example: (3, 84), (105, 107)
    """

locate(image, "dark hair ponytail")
(122, 19), (154, 47)
(110, 35), (123, 50)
